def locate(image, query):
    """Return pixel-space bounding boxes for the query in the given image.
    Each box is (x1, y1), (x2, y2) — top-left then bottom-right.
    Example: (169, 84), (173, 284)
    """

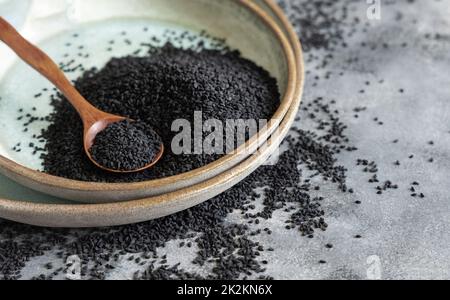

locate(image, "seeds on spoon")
(89, 120), (162, 171)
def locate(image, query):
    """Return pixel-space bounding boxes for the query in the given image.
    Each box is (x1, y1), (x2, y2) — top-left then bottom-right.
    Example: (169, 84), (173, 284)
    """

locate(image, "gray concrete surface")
(277, 0), (450, 280)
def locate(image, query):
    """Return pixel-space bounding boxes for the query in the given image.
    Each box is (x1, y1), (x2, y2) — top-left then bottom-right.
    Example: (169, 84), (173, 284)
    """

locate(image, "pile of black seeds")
(39, 44), (280, 182)
(89, 120), (162, 171)
(278, 0), (352, 53)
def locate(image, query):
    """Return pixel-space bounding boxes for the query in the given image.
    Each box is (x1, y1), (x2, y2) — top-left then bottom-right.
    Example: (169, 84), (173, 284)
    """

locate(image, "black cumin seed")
(89, 120), (162, 171)
(40, 43), (280, 182)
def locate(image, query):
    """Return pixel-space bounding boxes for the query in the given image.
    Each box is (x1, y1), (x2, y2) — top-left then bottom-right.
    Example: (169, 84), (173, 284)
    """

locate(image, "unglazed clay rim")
(0, 0), (298, 198)
(0, 0), (305, 227)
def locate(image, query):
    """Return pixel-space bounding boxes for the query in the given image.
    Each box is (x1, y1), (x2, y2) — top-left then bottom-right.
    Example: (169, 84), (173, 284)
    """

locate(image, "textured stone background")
(1, 0), (449, 280)
(273, 0), (450, 280)
(270, 0), (450, 280)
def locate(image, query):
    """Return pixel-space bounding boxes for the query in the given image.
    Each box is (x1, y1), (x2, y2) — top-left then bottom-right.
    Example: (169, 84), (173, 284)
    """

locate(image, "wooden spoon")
(0, 17), (164, 173)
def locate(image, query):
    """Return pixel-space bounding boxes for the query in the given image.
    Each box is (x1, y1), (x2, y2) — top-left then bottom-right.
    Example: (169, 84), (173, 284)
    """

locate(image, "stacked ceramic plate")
(0, 0), (304, 227)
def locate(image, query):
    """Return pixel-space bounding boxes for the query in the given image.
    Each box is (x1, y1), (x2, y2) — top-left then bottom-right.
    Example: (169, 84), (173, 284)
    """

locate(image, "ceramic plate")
(0, 0), (297, 203)
(0, 0), (305, 227)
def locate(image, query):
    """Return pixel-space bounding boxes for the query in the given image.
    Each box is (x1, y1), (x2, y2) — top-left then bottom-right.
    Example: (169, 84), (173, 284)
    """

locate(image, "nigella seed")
(89, 120), (162, 172)
(40, 43), (280, 182)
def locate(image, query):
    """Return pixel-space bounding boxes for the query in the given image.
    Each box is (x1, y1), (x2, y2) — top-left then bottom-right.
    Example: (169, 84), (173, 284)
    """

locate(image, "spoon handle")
(0, 17), (102, 125)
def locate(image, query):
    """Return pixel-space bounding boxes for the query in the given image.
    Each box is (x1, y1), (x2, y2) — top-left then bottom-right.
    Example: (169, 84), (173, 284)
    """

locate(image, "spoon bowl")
(0, 17), (164, 173)
(84, 117), (165, 174)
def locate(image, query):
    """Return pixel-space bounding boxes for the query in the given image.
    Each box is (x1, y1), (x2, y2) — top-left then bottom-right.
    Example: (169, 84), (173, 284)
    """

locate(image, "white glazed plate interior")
(0, 0), (290, 203)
